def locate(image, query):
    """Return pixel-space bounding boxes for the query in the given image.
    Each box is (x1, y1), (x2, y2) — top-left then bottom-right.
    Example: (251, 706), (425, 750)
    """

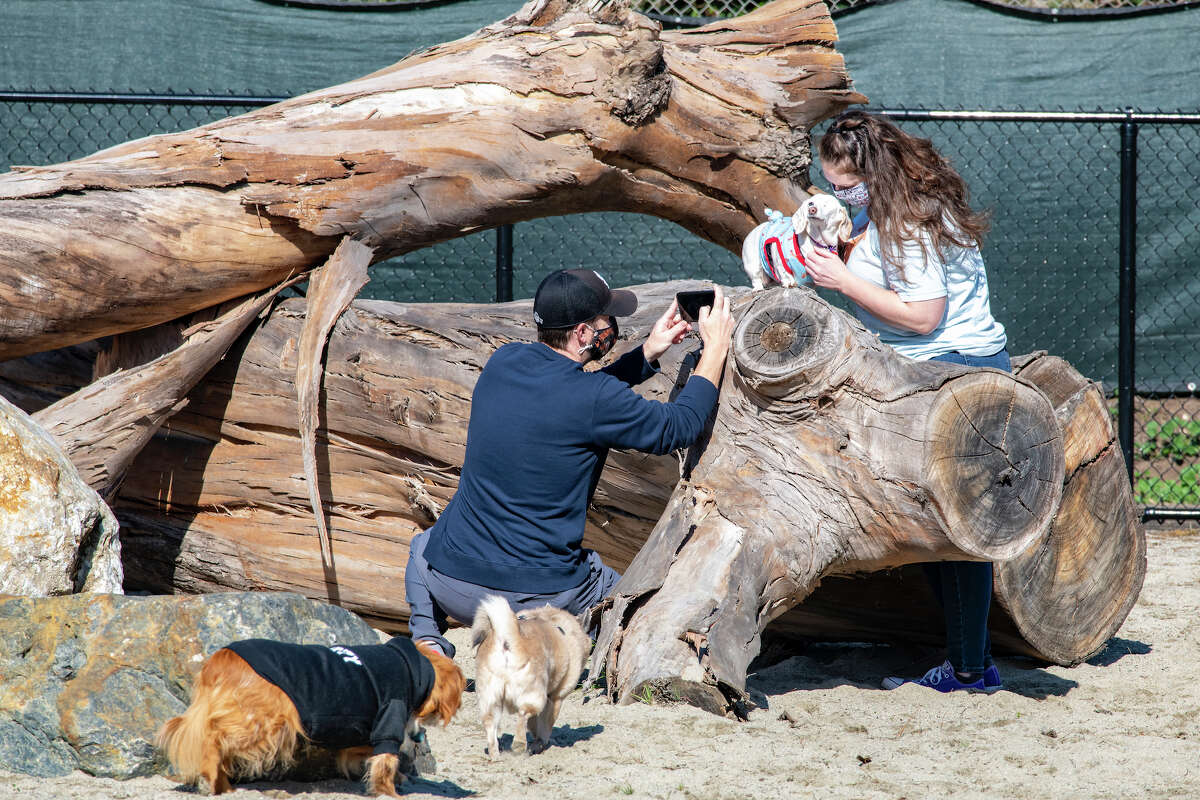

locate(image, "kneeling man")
(405, 269), (733, 656)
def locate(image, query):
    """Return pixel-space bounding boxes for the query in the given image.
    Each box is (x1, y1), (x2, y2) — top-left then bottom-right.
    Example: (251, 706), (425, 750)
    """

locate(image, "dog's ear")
(470, 626), (488, 650)
(837, 211), (853, 243)
(416, 647), (466, 727)
(791, 199), (815, 233)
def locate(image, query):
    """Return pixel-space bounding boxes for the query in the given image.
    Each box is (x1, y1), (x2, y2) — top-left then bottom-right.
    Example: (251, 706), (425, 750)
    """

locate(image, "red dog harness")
(759, 209), (837, 284)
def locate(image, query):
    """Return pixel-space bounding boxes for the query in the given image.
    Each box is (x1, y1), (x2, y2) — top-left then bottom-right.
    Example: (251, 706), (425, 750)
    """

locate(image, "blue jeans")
(924, 348), (1012, 675)
(404, 530), (621, 659)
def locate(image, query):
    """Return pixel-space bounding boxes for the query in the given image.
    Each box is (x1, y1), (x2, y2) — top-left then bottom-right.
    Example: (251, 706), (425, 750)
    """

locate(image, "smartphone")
(675, 289), (716, 323)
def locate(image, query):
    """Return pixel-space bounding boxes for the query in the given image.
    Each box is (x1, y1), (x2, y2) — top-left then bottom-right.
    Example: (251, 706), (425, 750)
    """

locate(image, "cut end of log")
(997, 353), (1146, 666)
(732, 288), (846, 398)
(995, 445), (1145, 665)
(923, 372), (1065, 561)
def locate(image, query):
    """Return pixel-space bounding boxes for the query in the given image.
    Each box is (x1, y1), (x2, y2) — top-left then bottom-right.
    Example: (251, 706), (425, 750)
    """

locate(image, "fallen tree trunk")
(108, 288), (692, 626)
(0, 0), (864, 542)
(762, 351), (1144, 667)
(31, 278), (303, 499)
(0, 0), (863, 361)
(588, 288), (1070, 712)
(995, 352), (1145, 664)
(0, 282), (1142, 694)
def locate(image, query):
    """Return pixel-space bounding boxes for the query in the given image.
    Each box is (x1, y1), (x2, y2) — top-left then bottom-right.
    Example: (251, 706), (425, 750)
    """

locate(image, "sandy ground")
(2, 528), (1196, 800)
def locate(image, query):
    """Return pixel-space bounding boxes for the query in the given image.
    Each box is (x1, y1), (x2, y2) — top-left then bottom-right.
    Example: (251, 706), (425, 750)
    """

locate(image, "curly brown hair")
(818, 110), (990, 279)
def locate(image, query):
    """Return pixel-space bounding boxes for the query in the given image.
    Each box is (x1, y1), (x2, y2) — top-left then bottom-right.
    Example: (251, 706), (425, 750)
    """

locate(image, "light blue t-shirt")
(844, 216), (1007, 360)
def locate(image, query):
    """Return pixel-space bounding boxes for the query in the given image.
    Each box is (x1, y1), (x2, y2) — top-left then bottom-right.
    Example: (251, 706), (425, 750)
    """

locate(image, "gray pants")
(404, 530), (620, 659)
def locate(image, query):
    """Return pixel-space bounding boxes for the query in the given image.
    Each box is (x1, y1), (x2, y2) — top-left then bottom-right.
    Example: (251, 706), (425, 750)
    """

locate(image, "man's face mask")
(579, 318), (618, 361)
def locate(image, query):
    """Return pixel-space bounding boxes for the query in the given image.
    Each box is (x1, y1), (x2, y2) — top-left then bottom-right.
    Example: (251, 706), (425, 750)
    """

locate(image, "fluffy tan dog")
(741, 193), (853, 290)
(471, 595), (591, 759)
(157, 637), (464, 796)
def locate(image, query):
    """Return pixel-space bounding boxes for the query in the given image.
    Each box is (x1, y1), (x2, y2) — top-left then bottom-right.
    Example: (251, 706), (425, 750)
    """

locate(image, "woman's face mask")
(579, 318), (618, 361)
(822, 161), (869, 208)
(832, 180), (870, 208)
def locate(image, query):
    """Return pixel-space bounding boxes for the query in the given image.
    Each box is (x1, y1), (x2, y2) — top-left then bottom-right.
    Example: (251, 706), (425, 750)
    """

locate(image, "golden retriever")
(157, 637), (463, 796)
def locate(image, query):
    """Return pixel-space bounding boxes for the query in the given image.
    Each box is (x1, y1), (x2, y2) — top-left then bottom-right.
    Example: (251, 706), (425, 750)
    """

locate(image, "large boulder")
(0, 591), (381, 779)
(0, 393), (120, 595)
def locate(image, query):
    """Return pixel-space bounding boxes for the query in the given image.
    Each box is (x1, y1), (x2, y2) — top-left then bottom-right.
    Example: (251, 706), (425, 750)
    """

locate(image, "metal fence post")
(1118, 108), (1138, 487)
(496, 223), (514, 302)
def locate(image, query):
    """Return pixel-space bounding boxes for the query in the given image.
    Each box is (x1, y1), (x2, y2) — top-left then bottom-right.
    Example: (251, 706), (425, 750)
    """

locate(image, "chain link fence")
(635, 0), (1199, 24)
(2, 93), (1198, 519)
(637, 0), (868, 23)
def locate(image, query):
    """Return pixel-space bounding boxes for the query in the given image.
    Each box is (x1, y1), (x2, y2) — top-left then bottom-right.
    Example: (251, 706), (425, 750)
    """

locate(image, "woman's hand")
(643, 299), (691, 363)
(803, 246), (850, 292)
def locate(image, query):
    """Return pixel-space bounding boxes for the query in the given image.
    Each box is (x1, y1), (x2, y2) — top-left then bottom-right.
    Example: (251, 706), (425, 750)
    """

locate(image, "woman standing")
(804, 110), (1007, 693)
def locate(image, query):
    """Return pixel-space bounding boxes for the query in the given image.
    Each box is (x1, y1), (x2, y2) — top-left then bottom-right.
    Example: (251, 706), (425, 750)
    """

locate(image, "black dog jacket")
(226, 636), (435, 756)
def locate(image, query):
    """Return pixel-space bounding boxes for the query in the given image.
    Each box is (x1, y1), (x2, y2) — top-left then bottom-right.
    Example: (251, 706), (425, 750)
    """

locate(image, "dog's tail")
(471, 594), (521, 653)
(157, 682), (217, 783)
(157, 647), (304, 787)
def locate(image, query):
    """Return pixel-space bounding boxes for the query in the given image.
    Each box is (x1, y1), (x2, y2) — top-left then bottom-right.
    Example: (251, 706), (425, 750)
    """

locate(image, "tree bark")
(0, 0), (863, 362)
(296, 239), (374, 562)
(0, 283), (1142, 700)
(30, 278), (302, 499)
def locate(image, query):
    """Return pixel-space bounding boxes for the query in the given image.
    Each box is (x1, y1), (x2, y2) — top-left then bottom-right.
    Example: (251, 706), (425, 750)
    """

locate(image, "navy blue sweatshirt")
(422, 341), (719, 593)
(226, 636), (433, 756)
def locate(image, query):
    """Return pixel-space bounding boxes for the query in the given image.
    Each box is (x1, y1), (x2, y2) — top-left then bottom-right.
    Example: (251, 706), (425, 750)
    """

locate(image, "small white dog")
(471, 596), (591, 759)
(741, 193), (852, 290)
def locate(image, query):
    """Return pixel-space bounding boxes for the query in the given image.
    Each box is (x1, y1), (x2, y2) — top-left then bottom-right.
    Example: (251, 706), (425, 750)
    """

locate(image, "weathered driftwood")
(996, 352), (1145, 665)
(0, 282), (1142, 699)
(0, 0), (862, 362)
(757, 351), (1144, 668)
(108, 287), (697, 628)
(296, 239), (374, 562)
(0, 0), (1140, 704)
(31, 279), (303, 499)
(0, 0), (863, 550)
(587, 288), (1069, 712)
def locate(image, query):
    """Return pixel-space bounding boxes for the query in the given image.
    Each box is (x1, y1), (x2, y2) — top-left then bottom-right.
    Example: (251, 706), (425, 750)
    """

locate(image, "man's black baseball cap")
(532, 269), (638, 329)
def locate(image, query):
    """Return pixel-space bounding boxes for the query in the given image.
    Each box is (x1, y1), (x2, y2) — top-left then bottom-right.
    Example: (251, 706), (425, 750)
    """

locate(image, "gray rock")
(0, 591), (381, 779)
(0, 393), (121, 595)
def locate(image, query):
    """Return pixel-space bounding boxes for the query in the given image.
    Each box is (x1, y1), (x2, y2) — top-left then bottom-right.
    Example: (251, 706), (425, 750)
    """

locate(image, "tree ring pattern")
(736, 300), (818, 379)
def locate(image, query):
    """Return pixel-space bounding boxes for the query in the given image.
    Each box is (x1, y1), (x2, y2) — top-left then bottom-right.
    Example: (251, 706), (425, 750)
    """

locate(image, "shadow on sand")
(740, 637), (1142, 705)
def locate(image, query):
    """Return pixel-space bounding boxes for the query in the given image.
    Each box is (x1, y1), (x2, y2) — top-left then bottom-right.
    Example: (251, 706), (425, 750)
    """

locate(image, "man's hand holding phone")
(644, 299), (691, 363)
(692, 285), (733, 388)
